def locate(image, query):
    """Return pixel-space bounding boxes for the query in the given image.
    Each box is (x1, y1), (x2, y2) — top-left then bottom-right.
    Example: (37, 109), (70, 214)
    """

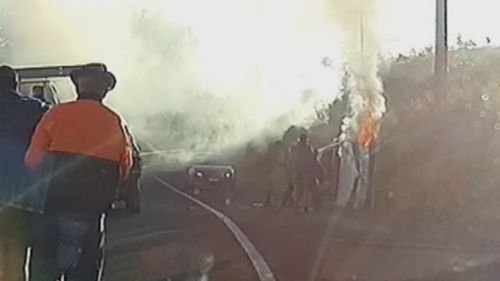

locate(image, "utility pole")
(359, 12), (365, 55)
(435, 0), (448, 93)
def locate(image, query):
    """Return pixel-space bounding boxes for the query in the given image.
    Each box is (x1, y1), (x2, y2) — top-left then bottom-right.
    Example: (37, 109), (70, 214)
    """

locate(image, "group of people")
(264, 133), (324, 212)
(0, 63), (132, 281)
(260, 118), (376, 213)
(285, 133), (325, 211)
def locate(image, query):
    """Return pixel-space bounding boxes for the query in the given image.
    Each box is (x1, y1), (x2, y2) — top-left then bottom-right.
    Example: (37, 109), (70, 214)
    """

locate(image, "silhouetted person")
(0, 65), (47, 281)
(288, 133), (323, 212)
(26, 63), (131, 281)
(32, 85), (45, 102)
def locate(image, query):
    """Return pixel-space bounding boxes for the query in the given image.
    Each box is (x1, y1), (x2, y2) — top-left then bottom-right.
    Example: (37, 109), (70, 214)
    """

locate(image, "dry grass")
(373, 46), (500, 226)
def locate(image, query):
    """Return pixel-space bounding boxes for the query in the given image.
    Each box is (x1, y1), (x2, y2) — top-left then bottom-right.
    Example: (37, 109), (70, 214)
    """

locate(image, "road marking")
(154, 176), (276, 281)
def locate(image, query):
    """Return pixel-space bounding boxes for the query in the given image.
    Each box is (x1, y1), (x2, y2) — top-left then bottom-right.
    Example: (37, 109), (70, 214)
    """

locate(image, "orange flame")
(358, 112), (375, 148)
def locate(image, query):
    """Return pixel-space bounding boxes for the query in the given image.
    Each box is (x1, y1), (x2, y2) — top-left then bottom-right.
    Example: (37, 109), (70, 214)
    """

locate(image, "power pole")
(359, 12), (365, 55)
(435, 0), (448, 92)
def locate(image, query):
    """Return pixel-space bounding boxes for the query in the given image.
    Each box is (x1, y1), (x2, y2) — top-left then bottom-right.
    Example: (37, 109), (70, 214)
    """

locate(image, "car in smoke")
(186, 164), (236, 205)
(16, 65), (83, 105)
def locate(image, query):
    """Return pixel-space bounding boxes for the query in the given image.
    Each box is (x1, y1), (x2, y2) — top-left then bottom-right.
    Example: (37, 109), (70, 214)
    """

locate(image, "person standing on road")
(25, 63), (132, 281)
(280, 126), (304, 208)
(288, 133), (323, 212)
(281, 181), (296, 208)
(0, 65), (48, 281)
(263, 140), (287, 207)
(318, 139), (341, 203)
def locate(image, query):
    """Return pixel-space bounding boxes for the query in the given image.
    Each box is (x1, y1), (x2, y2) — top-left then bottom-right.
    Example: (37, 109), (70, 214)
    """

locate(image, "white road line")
(153, 176), (276, 281)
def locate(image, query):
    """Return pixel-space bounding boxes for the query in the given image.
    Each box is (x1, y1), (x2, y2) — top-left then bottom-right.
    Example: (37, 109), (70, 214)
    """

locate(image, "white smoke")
(1, 0), (388, 154)
(325, 0), (387, 140)
(0, 0), (347, 154)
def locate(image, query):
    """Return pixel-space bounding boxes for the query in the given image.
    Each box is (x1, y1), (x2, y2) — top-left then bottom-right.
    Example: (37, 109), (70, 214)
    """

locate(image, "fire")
(358, 111), (375, 148)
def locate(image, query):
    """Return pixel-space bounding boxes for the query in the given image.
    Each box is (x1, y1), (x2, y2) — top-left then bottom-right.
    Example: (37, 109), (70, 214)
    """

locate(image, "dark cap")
(70, 63), (116, 91)
(0, 65), (19, 90)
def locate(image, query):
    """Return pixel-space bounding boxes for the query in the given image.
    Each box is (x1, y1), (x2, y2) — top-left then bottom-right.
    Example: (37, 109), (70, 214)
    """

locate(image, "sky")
(381, 0), (500, 53)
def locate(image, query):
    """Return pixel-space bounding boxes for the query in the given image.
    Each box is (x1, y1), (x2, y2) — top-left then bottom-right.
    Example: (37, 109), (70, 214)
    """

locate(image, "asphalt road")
(104, 173), (500, 281)
(104, 174), (258, 281)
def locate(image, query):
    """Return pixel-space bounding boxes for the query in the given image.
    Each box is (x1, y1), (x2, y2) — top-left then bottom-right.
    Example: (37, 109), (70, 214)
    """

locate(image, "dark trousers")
(30, 213), (106, 281)
(281, 182), (295, 208)
(68, 214), (105, 281)
(294, 178), (321, 210)
(30, 213), (57, 281)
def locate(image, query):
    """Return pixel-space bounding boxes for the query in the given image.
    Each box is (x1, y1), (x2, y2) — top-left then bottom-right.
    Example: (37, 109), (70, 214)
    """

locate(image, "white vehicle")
(15, 65), (83, 105)
(19, 79), (60, 105)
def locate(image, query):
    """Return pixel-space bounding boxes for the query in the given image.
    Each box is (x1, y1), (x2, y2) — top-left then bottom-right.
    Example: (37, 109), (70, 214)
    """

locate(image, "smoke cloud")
(0, 0), (386, 155)
(325, 0), (386, 140)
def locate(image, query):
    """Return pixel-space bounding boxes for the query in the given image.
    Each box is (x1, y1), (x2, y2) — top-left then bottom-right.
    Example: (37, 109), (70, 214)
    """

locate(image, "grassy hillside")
(372, 46), (500, 224)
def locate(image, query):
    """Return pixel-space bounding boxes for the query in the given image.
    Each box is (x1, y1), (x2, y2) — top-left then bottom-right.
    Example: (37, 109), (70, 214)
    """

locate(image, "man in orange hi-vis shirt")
(25, 63), (131, 281)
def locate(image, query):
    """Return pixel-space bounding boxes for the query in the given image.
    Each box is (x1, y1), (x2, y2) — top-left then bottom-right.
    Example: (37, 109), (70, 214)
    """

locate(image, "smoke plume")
(0, 0), (388, 157)
(0, 0), (348, 155)
(325, 0), (387, 140)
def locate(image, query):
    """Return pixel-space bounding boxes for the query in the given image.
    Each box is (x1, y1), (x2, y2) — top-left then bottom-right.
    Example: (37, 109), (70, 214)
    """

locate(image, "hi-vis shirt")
(25, 100), (132, 178)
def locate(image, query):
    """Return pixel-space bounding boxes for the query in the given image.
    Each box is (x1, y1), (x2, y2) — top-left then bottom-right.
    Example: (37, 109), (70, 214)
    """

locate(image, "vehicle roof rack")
(15, 65), (85, 79)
